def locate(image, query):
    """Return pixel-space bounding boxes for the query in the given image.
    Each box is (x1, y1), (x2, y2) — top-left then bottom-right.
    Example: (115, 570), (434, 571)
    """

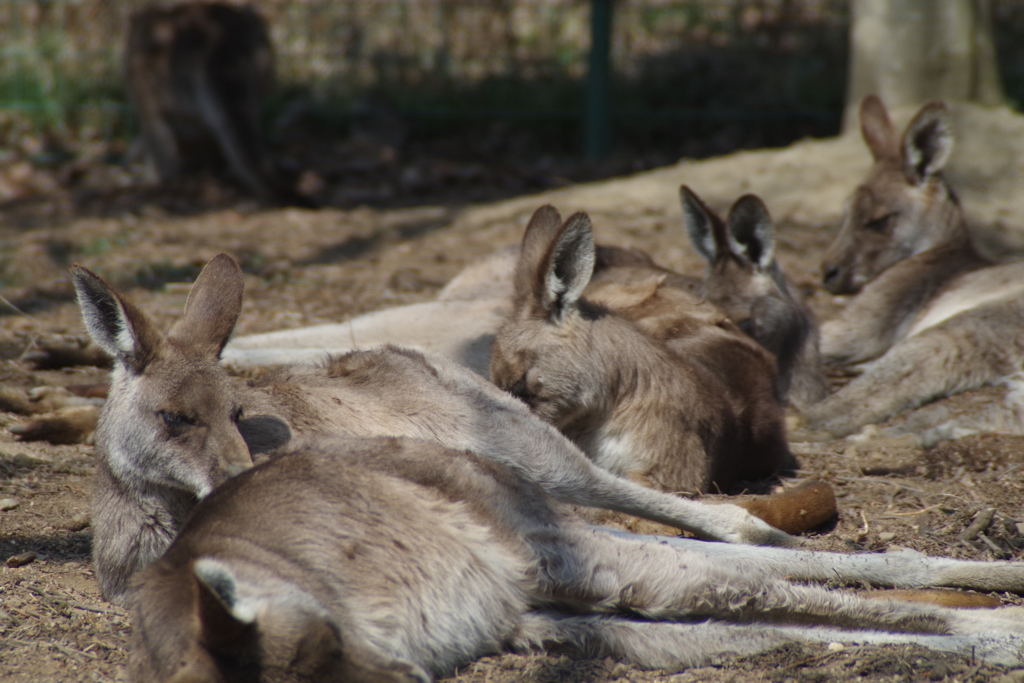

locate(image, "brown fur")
(680, 187), (829, 408)
(861, 589), (1001, 610)
(491, 205), (790, 495)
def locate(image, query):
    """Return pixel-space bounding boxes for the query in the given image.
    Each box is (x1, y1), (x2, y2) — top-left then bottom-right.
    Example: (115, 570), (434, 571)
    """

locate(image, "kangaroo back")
(680, 186), (828, 408)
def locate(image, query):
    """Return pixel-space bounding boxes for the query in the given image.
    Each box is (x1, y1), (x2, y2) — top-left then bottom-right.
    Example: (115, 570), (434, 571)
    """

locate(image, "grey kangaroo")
(73, 254), (802, 606)
(127, 435), (1024, 682)
(490, 205), (792, 495)
(679, 186), (829, 409)
(807, 95), (1024, 436)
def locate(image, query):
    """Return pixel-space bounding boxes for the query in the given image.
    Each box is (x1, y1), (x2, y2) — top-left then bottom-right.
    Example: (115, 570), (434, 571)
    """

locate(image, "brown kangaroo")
(490, 205), (791, 495)
(125, 2), (296, 202)
(679, 186), (829, 409)
(807, 95), (1024, 436)
(73, 254), (805, 606)
(127, 435), (1024, 682)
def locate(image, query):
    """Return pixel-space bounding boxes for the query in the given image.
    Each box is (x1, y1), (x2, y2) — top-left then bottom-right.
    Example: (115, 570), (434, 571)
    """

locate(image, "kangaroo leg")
(535, 527), (970, 633)
(808, 307), (1024, 437)
(517, 612), (1024, 670)
(456, 376), (798, 547)
(594, 529), (1024, 593)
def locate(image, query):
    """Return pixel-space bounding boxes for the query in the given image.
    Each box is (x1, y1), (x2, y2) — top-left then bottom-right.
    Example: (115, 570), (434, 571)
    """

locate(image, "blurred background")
(0, 0), (1021, 219)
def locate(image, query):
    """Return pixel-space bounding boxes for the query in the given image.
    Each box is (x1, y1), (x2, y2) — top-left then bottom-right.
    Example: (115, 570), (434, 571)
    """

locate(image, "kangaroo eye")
(159, 411), (195, 429)
(865, 212), (896, 232)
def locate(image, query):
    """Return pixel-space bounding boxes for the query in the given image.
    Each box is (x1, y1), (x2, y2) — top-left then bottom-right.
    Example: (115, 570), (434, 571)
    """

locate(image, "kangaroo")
(125, 2), (296, 202)
(73, 253), (808, 606)
(807, 95), (1024, 436)
(217, 203), (807, 396)
(128, 436), (1024, 682)
(679, 186), (829, 409)
(490, 205), (790, 496)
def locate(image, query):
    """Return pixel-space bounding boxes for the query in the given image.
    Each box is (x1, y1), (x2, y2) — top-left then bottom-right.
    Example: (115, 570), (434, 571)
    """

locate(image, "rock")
(0, 498), (19, 511)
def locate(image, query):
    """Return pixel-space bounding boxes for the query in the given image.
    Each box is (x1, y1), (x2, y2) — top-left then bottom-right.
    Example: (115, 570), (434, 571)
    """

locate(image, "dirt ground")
(3, 114), (1024, 682)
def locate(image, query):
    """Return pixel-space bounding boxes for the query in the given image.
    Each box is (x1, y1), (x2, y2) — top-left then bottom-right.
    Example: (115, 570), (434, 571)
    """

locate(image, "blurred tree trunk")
(843, 0), (1003, 130)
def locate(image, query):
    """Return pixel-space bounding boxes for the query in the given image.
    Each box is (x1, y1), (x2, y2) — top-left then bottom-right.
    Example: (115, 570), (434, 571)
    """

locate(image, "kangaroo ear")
(901, 101), (953, 185)
(515, 205), (564, 304)
(192, 558), (253, 654)
(860, 94), (899, 162)
(168, 253), (245, 359)
(680, 185), (729, 263)
(71, 265), (162, 372)
(727, 194), (775, 270)
(537, 212), (595, 322)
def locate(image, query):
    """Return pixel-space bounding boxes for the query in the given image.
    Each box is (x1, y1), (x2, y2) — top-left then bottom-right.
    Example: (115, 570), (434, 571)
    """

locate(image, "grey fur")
(128, 437), (1024, 681)
(680, 186), (829, 409)
(73, 254), (797, 605)
(809, 95), (1024, 436)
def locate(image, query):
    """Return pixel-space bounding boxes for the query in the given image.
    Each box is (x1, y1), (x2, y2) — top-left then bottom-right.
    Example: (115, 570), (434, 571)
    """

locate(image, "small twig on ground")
(0, 293), (45, 362)
(959, 508), (996, 542)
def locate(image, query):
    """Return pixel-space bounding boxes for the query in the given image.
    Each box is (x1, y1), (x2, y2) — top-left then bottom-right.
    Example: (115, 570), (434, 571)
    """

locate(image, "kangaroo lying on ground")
(806, 95), (1024, 437)
(73, 253), (808, 606)
(490, 205), (791, 495)
(679, 186), (829, 409)
(128, 435), (1024, 682)
(218, 198), (812, 386)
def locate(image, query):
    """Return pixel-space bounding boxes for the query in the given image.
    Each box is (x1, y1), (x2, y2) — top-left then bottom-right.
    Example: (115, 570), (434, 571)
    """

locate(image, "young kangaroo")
(680, 186), (829, 409)
(807, 95), (1024, 436)
(490, 205), (790, 496)
(73, 254), (802, 606)
(126, 3), (297, 202)
(129, 436), (1024, 682)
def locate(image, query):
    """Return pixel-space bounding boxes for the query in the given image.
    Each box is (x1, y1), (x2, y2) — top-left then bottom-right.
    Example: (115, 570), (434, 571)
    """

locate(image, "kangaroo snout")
(216, 432), (255, 481)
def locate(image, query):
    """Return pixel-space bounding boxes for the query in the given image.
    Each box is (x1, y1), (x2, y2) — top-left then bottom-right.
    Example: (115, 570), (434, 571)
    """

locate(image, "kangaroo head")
(822, 95), (963, 294)
(682, 187), (785, 330)
(131, 558), (429, 683)
(491, 205), (610, 428)
(681, 187), (805, 360)
(73, 253), (252, 498)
